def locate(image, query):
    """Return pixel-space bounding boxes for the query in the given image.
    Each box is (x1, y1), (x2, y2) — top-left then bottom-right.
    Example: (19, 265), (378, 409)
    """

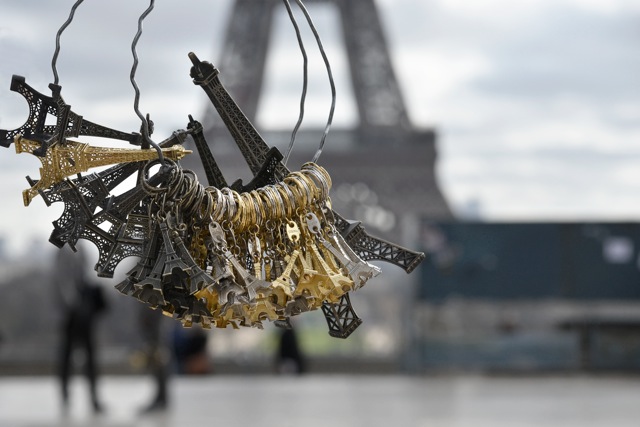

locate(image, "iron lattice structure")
(210, 0), (413, 139)
(0, 0), (431, 338)
(15, 135), (190, 206)
(198, 0), (452, 225)
(0, 76), (141, 150)
(186, 0), (452, 336)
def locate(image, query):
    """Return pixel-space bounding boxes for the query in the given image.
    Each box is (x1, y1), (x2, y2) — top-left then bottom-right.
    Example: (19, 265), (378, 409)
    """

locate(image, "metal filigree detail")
(15, 135), (190, 205)
(0, 76), (141, 148)
(188, 53), (424, 335)
(2, 41), (425, 337)
(321, 293), (363, 339)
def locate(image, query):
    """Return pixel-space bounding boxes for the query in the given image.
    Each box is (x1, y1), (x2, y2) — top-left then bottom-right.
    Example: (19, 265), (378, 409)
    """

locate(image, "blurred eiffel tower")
(193, 0), (452, 241)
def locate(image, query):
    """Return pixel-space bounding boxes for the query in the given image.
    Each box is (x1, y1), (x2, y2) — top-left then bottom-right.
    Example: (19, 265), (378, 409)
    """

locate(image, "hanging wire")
(293, 0), (337, 164)
(282, 0), (309, 166)
(51, 0), (86, 85)
(130, 0), (166, 165)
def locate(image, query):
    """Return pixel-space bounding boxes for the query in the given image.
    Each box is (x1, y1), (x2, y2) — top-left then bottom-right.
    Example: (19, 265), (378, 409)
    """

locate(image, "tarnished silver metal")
(133, 244), (168, 308)
(158, 220), (191, 282)
(222, 247), (269, 302)
(115, 222), (161, 296)
(305, 212), (381, 289)
(215, 277), (246, 307)
(189, 53), (424, 272)
(189, 52), (425, 335)
(172, 231), (215, 294)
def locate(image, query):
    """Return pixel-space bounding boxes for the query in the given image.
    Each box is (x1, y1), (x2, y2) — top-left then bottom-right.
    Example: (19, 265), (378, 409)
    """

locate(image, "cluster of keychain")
(116, 161), (380, 329)
(0, 0), (423, 337)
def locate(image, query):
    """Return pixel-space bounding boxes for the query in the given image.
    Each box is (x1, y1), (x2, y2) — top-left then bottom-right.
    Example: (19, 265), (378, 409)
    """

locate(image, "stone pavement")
(0, 374), (639, 427)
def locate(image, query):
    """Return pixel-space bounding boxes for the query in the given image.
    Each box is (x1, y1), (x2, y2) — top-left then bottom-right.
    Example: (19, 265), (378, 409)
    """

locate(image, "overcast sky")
(0, 0), (639, 254)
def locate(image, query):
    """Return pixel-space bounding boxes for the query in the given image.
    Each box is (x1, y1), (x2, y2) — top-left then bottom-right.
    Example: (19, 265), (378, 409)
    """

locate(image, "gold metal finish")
(15, 135), (191, 205)
(11, 134), (381, 330)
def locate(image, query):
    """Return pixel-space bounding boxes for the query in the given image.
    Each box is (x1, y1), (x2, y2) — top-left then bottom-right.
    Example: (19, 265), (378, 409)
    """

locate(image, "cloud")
(1, 0), (640, 243)
(373, 0), (640, 222)
(441, 149), (640, 220)
(470, 9), (640, 104)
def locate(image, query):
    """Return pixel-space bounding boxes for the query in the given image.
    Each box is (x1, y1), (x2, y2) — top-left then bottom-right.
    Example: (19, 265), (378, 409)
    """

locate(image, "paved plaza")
(0, 374), (639, 427)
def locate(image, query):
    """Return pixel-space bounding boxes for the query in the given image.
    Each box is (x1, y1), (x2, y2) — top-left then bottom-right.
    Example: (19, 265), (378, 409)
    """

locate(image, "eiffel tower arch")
(197, 0), (452, 241)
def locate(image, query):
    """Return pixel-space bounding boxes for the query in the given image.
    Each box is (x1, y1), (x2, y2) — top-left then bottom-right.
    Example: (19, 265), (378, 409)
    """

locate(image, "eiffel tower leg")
(0, 75), (140, 148)
(321, 293), (363, 339)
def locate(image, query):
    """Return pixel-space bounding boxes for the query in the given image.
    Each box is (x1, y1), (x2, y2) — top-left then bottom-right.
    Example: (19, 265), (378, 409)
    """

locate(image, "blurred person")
(137, 305), (172, 414)
(53, 244), (107, 414)
(275, 325), (306, 375)
(173, 325), (211, 375)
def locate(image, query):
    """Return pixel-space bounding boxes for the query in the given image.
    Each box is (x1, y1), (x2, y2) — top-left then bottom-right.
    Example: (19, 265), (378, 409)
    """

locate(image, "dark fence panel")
(419, 222), (640, 301)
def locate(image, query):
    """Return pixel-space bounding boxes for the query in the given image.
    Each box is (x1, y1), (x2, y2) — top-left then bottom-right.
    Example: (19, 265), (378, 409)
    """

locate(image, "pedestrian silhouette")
(173, 325), (211, 375)
(276, 326), (306, 375)
(137, 305), (171, 413)
(53, 244), (107, 413)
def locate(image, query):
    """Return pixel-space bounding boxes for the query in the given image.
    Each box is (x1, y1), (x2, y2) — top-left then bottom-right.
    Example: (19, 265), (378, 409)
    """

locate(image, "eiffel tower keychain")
(0, 0), (425, 338)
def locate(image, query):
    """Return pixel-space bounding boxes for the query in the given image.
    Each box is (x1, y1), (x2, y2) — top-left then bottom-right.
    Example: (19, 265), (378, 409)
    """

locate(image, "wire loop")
(282, 0), (308, 166)
(293, 0), (336, 164)
(51, 0), (86, 85)
(129, 0), (166, 166)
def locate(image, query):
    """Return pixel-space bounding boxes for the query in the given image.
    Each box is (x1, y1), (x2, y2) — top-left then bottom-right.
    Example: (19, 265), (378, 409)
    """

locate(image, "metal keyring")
(277, 182), (296, 218)
(303, 162), (332, 189)
(290, 171), (318, 203)
(140, 159), (176, 196)
(303, 165), (331, 200)
(221, 188), (237, 223)
(208, 187), (225, 222)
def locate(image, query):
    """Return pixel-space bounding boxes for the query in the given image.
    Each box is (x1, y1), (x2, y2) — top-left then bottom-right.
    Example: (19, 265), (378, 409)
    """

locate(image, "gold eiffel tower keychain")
(0, 0), (425, 338)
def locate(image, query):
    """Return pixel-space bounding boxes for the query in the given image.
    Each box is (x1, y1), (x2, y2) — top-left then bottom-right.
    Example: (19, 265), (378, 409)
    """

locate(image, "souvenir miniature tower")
(201, 0), (452, 239)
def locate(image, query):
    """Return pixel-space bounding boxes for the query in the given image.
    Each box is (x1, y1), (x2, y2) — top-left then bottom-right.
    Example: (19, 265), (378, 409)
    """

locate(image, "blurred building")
(3, 1), (639, 376)
(1, 0), (451, 375)
(188, 0), (452, 237)
(411, 222), (640, 372)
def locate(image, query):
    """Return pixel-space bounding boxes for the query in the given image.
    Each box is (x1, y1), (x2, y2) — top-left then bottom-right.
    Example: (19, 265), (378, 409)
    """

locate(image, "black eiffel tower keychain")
(0, 0), (425, 337)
